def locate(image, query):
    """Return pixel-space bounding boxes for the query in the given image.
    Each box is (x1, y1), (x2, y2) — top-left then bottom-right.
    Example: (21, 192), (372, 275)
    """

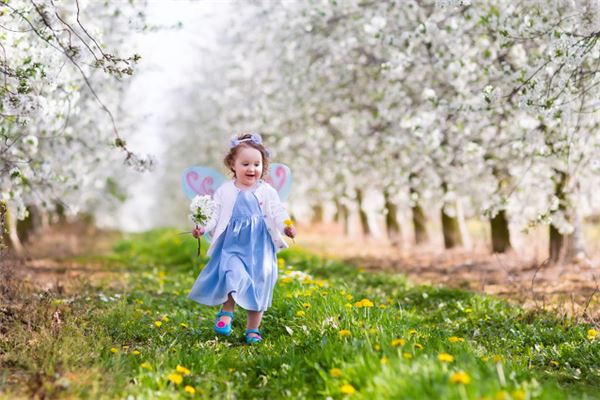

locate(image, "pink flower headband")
(230, 133), (271, 158)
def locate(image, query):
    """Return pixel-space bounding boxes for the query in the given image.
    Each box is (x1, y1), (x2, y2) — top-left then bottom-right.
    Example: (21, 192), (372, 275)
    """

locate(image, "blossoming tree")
(1, 0), (151, 252)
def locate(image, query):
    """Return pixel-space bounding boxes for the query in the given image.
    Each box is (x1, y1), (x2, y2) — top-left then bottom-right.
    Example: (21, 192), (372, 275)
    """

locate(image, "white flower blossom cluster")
(1, 0), (148, 226)
(188, 195), (217, 226)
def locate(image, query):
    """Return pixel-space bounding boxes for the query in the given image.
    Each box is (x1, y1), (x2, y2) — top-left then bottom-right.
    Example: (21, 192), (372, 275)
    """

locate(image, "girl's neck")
(233, 179), (260, 191)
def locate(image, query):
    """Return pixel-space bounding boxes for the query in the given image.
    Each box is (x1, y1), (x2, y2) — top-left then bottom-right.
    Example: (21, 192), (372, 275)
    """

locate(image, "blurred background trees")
(3, 0), (600, 265)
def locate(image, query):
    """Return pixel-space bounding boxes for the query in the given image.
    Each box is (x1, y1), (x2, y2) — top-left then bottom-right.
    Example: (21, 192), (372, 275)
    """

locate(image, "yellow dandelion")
(380, 356), (389, 365)
(329, 368), (343, 378)
(161, 315), (169, 322)
(122, 345), (129, 350)
(448, 336), (464, 343)
(154, 321), (162, 328)
(338, 329), (352, 337)
(346, 294), (354, 301)
(180, 323), (189, 329)
(296, 310), (306, 317)
(110, 348), (118, 354)
(408, 329), (417, 335)
(403, 352), (412, 359)
(495, 391), (508, 400)
(184, 385), (196, 394)
(378, 304), (387, 309)
(344, 303), (353, 309)
(132, 350), (141, 356)
(449, 371), (471, 384)
(512, 389), (526, 400)
(340, 383), (357, 395)
(438, 353), (455, 363)
(284, 219), (294, 227)
(354, 298), (374, 308)
(168, 373), (183, 384)
(176, 365), (191, 376)
(587, 329), (598, 340)
(492, 355), (503, 363)
(414, 343), (424, 350)
(303, 302), (311, 308)
(140, 362), (153, 370)
(391, 338), (406, 347)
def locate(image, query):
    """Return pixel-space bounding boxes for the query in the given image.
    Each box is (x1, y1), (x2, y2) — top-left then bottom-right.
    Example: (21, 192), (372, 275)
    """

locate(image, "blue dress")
(188, 189), (278, 312)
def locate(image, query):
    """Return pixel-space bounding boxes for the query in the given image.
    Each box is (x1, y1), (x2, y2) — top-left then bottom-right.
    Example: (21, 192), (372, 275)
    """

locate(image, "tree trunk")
(412, 203), (428, 245)
(334, 198), (350, 236)
(550, 208), (588, 264)
(355, 188), (371, 236)
(1, 202), (23, 256)
(548, 171), (567, 263)
(409, 186), (428, 245)
(490, 210), (511, 253)
(565, 211), (587, 262)
(17, 205), (41, 245)
(441, 204), (463, 249)
(548, 171), (588, 264)
(311, 203), (324, 224)
(333, 198), (341, 223)
(0, 201), (8, 255)
(549, 223), (564, 264)
(383, 190), (401, 245)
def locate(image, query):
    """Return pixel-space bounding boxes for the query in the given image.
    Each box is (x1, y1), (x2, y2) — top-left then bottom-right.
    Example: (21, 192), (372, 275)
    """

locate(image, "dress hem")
(187, 292), (271, 312)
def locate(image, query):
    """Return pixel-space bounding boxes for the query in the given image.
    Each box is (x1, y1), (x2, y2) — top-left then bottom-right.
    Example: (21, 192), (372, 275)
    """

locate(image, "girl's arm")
(269, 187), (291, 234)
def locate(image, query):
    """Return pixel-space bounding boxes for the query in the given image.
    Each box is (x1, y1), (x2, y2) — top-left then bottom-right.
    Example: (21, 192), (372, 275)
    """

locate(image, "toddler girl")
(188, 133), (296, 344)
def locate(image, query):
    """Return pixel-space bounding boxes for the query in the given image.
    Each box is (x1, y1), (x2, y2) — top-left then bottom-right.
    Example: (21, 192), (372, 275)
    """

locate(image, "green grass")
(1, 228), (599, 399)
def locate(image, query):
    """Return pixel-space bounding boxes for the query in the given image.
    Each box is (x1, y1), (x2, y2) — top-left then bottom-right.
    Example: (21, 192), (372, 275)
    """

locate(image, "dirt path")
(1, 222), (124, 295)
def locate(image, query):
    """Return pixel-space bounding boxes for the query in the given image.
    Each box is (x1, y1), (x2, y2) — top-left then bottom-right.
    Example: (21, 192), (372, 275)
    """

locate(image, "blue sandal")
(214, 310), (234, 336)
(245, 329), (263, 344)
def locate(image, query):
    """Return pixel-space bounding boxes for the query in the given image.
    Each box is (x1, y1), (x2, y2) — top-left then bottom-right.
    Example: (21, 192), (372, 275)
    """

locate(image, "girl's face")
(233, 146), (263, 188)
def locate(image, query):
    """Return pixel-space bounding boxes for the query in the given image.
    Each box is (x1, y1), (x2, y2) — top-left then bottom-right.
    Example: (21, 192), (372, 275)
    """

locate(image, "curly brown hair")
(224, 133), (270, 178)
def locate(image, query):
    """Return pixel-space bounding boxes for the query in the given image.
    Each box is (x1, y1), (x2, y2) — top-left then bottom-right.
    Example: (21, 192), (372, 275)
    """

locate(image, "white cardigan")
(202, 180), (290, 257)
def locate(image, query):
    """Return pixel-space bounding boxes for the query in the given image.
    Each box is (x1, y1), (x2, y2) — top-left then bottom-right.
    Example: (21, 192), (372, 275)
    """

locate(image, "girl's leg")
(246, 311), (264, 339)
(218, 293), (235, 325)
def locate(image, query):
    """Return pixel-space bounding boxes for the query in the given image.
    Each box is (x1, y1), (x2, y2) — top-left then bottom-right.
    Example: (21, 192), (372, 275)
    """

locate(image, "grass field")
(1, 228), (599, 399)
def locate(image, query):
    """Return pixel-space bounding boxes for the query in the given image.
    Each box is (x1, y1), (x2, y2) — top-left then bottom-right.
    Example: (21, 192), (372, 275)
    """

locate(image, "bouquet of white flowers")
(189, 195), (217, 256)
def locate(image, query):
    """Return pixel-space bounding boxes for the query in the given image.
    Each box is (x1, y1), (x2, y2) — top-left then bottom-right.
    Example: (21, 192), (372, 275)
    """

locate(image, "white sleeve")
(269, 187), (290, 233)
(203, 187), (222, 235)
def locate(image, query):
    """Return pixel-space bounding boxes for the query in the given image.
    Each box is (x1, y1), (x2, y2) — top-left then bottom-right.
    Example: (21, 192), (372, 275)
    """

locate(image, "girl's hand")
(192, 226), (205, 238)
(284, 225), (296, 239)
